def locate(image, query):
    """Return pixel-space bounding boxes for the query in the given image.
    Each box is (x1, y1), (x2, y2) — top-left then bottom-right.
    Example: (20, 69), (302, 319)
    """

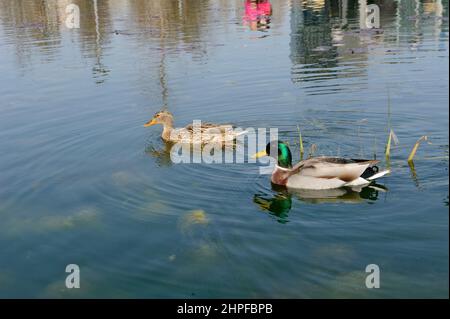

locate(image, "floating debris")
(112, 29), (134, 36)
(347, 48), (368, 54)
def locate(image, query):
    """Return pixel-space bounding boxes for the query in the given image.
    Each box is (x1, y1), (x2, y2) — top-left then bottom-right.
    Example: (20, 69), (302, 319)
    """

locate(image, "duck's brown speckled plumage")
(144, 110), (246, 145)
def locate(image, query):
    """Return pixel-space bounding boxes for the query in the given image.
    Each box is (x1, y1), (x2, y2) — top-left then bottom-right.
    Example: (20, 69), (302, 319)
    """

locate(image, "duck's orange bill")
(144, 119), (157, 127)
(252, 150), (268, 159)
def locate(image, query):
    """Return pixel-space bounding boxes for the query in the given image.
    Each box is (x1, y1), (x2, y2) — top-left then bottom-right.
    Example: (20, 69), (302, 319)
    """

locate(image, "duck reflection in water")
(254, 183), (388, 223)
(145, 141), (174, 167)
(243, 0), (273, 31)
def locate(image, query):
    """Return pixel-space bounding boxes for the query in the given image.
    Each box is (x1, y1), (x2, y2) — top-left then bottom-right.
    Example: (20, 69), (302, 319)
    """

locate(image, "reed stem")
(408, 136), (428, 163)
(297, 125), (304, 160)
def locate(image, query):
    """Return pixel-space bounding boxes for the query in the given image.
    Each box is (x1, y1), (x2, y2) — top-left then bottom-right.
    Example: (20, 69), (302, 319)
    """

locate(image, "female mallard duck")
(253, 141), (390, 190)
(144, 110), (246, 145)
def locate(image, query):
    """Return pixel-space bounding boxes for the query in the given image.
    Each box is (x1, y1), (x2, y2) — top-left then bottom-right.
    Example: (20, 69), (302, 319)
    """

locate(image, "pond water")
(0, 0), (448, 298)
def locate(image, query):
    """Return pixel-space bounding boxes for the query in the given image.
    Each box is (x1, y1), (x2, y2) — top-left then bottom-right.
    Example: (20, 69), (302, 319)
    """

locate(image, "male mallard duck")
(144, 110), (246, 145)
(253, 141), (390, 190)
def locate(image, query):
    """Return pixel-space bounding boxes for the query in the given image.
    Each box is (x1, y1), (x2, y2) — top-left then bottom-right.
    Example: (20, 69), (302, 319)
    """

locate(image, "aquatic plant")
(408, 136), (429, 162)
(297, 124), (304, 160)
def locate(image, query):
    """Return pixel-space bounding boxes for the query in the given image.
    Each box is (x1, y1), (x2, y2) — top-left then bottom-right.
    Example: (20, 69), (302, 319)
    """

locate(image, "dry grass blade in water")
(385, 129), (399, 159)
(309, 144), (317, 158)
(408, 136), (429, 162)
(297, 125), (304, 160)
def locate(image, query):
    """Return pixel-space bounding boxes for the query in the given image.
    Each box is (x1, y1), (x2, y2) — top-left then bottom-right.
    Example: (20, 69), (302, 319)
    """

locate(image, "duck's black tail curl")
(361, 166), (379, 179)
(362, 165), (391, 181)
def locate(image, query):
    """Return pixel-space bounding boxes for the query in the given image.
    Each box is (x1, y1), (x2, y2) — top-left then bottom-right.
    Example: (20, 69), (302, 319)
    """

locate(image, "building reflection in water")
(243, 0), (273, 31)
(0, 0), (214, 85)
(0, 0), (446, 87)
(0, 0), (112, 81)
(126, 0), (210, 57)
(125, 0), (212, 106)
(73, 0), (112, 84)
(0, 0), (65, 66)
(289, 0), (447, 94)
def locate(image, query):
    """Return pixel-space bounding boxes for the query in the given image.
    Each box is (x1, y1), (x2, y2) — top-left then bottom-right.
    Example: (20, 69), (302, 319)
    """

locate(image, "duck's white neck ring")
(275, 165), (291, 171)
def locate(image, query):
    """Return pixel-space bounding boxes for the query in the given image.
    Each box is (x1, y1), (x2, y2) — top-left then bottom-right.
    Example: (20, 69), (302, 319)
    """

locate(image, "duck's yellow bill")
(252, 150), (268, 159)
(144, 119), (157, 127)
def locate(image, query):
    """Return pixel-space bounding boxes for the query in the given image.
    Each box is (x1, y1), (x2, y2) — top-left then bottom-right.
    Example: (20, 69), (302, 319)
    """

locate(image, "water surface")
(0, 0), (448, 298)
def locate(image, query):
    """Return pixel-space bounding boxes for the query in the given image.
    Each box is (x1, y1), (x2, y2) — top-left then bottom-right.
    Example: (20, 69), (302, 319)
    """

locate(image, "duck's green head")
(253, 141), (293, 168)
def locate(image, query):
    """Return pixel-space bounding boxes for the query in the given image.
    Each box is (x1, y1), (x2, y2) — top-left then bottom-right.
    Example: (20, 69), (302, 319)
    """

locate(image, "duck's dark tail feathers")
(362, 166), (391, 181)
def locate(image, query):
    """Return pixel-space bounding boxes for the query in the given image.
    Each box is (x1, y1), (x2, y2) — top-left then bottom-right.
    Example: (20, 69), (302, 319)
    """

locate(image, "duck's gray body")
(272, 157), (390, 190)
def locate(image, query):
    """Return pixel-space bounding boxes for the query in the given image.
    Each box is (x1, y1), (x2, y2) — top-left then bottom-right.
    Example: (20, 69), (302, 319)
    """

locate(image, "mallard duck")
(144, 110), (246, 145)
(253, 141), (390, 190)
